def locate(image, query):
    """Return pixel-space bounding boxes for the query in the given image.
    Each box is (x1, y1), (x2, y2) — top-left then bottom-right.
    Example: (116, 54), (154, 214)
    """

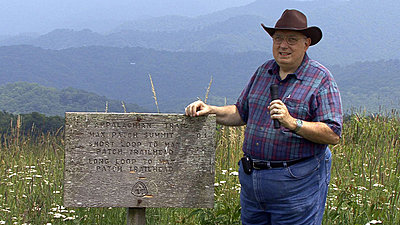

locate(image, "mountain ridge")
(0, 81), (146, 116)
(1, 0), (399, 65)
(0, 45), (398, 113)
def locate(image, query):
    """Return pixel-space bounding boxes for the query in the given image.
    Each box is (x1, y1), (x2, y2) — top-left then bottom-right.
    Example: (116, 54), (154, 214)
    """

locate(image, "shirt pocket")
(284, 98), (311, 120)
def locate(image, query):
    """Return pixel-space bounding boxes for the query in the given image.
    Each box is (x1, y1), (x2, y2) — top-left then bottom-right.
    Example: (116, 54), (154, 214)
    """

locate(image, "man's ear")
(304, 38), (311, 51)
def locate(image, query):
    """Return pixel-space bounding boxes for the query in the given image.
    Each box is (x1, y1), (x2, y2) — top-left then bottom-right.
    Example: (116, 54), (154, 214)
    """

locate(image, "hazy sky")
(0, 0), (256, 36)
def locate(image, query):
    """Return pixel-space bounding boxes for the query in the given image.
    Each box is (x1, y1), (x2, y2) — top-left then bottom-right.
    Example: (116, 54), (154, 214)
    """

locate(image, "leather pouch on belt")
(241, 156), (253, 175)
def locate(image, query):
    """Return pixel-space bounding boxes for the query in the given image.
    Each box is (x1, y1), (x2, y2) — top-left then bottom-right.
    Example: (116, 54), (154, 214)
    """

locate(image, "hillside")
(0, 82), (146, 116)
(1, 0), (399, 65)
(0, 45), (398, 113)
(330, 60), (400, 113)
(0, 45), (267, 112)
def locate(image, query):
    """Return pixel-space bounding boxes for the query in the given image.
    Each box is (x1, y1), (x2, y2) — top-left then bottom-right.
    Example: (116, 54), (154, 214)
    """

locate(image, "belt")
(252, 156), (312, 169)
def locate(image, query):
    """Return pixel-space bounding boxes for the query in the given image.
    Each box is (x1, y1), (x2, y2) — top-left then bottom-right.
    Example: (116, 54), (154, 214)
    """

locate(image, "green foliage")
(0, 82), (146, 116)
(0, 111), (63, 137)
(324, 111), (400, 224)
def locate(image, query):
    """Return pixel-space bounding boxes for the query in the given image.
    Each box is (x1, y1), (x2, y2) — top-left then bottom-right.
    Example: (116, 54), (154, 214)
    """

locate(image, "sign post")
(127, 208), (145, 225)
(64, 113), (216, 224)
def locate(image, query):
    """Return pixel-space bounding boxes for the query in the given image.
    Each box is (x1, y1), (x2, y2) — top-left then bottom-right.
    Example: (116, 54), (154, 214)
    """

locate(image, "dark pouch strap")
(241, 156), (253, 175)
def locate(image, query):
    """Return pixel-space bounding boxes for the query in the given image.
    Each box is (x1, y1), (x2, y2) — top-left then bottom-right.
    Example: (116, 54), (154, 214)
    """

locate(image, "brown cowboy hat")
(261, 9), (322, 46)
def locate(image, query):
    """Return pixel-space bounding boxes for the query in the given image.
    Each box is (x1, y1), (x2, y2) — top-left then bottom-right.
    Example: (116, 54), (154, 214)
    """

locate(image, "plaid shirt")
(235, 54), (343, 161)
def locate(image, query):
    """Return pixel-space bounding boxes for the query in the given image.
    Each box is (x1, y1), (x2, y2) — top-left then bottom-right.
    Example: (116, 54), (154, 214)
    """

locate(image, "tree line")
(0, 111), (64, 137)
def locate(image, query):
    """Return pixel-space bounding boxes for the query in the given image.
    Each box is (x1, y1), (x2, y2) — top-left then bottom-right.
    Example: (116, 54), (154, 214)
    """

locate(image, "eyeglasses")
(272, 35), (307, 45)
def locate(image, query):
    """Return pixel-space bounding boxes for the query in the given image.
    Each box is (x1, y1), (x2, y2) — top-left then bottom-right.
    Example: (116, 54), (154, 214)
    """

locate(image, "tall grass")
(0, 113), (399, 224)
(324, 112), (400, 224)
(148, 74), (160, 113)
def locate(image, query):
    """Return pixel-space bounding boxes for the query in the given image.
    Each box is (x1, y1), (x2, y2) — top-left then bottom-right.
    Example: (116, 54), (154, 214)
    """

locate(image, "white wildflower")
(366, 219), (382, 225)
(356, 186), (368, 191)
(229, 171), (239, 176)
(63, 216), (76, 221)
(53, 213), (66, 218)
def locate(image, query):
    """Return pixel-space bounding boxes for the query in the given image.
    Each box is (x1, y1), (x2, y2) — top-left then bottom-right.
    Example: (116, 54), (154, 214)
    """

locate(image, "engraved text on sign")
(64, 113), (216, 208)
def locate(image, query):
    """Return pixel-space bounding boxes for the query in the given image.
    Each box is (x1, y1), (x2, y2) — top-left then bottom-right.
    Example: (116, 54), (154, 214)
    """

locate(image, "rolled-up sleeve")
(314, 79), (343, 137)
(235, 72), (258, 124)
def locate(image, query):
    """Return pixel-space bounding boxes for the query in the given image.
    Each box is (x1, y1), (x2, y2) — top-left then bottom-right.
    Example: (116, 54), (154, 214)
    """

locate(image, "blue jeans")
(239, 148), (332, 225)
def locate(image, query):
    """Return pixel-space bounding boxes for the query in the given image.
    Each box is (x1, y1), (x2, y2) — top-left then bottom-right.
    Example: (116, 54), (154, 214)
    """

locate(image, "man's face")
(272, 30), (311, 70)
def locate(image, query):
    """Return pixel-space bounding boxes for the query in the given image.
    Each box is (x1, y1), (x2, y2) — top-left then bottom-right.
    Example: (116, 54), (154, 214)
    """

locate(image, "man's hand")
(184, 101), (245, 126)
(185, 100), (212, 117)
(268, 100), (296, 130)
(269, 99), (340, 144)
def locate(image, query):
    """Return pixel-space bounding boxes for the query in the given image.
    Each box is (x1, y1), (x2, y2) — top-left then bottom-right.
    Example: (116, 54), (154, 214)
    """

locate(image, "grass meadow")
(0, 112), (399, 224)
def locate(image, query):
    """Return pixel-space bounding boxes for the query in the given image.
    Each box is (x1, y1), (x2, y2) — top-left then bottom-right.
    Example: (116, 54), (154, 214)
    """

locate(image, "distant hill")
(0, 45), (267, 112)
(1, 0), (400, 65)
(0, 45), (398, 113)
(0, 0), (256, 35)
(330, 60), (400, 113)
(0, 82), (146, 116)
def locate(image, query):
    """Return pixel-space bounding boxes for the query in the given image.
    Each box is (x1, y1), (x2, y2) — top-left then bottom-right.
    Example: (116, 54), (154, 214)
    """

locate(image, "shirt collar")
(268, 53), (309, 81)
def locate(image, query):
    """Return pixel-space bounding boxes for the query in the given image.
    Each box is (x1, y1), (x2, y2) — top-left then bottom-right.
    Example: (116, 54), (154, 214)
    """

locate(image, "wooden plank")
(63, 113), (216, 208)
(127, 208), (146, 225)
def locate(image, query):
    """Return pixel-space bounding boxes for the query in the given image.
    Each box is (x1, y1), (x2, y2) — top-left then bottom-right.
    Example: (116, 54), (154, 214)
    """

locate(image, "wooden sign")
(64, 112), (216, 208)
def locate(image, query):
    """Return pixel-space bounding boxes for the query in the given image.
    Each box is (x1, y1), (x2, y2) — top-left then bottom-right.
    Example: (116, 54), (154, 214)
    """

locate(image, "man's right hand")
(185, 101), (245, 126)
(185, 100), (213, 117)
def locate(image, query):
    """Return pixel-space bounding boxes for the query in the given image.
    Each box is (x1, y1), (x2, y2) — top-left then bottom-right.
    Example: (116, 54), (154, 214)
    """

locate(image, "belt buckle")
(252, 162), (261, 170)
(253, 161), (271, 170)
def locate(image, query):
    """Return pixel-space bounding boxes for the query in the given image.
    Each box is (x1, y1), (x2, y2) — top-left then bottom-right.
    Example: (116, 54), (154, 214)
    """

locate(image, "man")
(185, 9), (342, 225)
